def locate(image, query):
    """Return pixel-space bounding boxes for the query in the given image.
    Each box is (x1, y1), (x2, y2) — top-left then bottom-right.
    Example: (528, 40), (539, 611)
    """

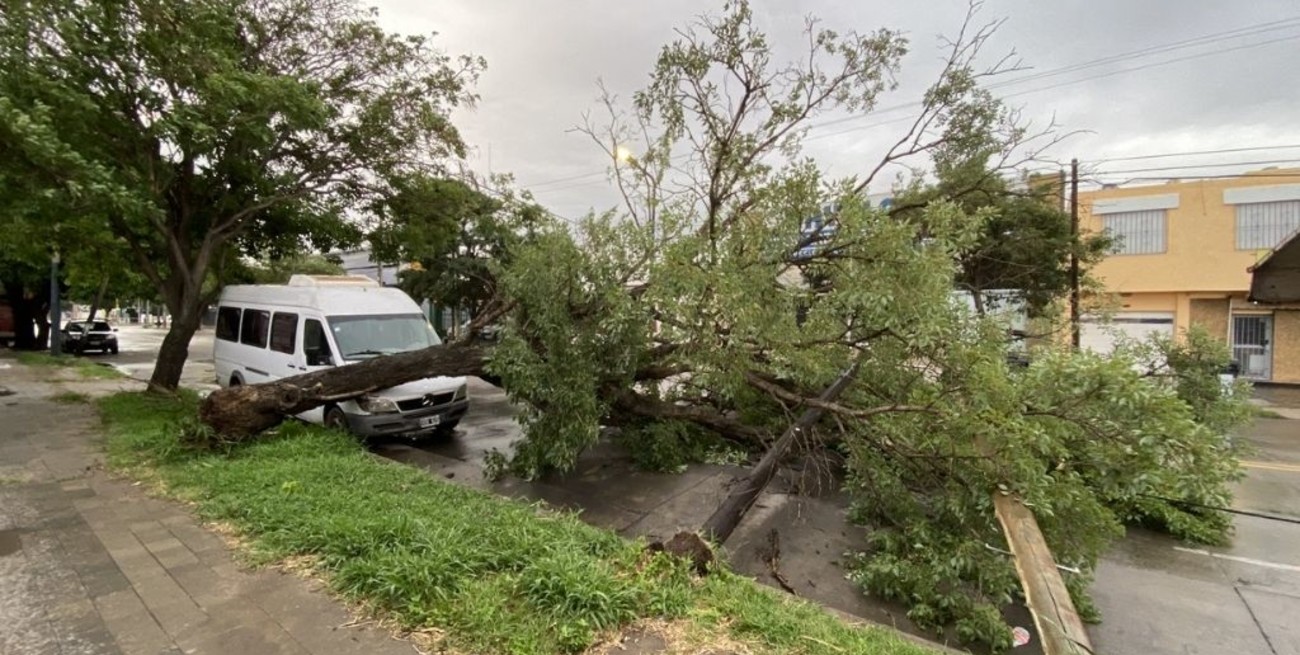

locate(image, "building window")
(269, 313), (298, 354)
(216, 307), (241, 342)
(1236, 200), (1300, 250)
(239, 309), (270, 348)
(1102, 210), (1166, 255)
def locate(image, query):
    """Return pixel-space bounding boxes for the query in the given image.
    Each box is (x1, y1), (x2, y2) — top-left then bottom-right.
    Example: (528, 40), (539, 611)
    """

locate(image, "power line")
(1096, 144), (1300, 164)
(1096, 173), (1300, 184)
(523, 16), (1300, 198)
(782, 16), (1300, 134)
(1098, 159), (1300, 176)
(1140, 493), (1300, 526)
(987, 17), (1300, 89)
(997, 32), (1300, 102)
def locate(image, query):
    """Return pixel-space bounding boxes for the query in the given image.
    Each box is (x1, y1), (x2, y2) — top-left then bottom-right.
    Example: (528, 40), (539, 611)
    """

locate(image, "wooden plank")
(992, 493), (1094, 655)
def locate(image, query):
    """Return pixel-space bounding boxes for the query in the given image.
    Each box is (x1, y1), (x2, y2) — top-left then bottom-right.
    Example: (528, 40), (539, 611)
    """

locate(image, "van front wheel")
(324, 406), (350, 433)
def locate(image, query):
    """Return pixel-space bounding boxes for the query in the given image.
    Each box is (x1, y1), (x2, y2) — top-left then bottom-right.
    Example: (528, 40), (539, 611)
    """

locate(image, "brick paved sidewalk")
(0, 391), (417, 655)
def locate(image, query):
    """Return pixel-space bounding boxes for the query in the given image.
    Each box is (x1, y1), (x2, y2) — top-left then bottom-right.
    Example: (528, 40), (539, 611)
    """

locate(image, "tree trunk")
(4, 281), (41, 350)
(86, 278), (109, 323)
(700, 363), (860, 544)
(148, 305), (203, 392)
(199, 342), (488, 439)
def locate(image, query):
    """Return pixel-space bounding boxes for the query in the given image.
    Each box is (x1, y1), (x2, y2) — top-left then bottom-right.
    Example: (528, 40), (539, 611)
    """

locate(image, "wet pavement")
(376, 380), (1300, 655)
(1254, 384), (1300, 409)
(61, 328), (1300, 654)
(374, 379), (1033, 654)
(1091, 417), (1300, 655)
(1086, 415), (1300, 655)
(74, 324), (218, 391)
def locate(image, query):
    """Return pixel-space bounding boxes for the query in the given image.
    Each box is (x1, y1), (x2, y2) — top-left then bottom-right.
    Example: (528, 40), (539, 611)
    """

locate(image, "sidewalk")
(0, 371), (416, 654)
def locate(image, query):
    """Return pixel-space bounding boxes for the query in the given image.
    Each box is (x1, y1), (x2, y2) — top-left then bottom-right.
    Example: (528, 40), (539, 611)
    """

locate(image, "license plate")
(418, 415), (441, 428)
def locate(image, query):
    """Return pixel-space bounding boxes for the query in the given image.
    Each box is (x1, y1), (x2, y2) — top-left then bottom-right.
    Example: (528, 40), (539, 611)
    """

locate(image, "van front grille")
(397, 392), (456, 412)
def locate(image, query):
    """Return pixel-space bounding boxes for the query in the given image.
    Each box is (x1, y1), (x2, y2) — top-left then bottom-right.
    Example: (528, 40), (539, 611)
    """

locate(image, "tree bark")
(199, 342), (487, 439)
(86, 278), (110, 323)
(149, 305), (203, 392)
(700, 363), (860, 544)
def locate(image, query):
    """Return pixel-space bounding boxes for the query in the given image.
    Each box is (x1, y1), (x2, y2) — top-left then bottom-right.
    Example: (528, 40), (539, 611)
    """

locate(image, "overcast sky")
(369, 0), (1300, 220)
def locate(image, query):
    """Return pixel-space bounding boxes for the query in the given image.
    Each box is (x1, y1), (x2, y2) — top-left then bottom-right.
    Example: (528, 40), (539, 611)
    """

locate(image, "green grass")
(18, 352), (124, 379)
(99, 392), (933, 655)
(51, 390), (92, 404)
(1253, 406), (1286, 419)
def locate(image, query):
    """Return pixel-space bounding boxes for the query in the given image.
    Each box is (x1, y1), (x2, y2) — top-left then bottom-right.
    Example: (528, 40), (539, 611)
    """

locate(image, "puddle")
(0, 529), (23, 557)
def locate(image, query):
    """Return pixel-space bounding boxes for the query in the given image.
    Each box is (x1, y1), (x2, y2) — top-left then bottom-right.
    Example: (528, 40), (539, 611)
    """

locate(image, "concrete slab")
(1091, 558), (1274, 654)
(1237, 586), (1300, 655)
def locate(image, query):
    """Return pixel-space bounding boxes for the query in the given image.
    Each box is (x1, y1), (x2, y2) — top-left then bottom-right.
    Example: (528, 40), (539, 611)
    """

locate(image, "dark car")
(62, 320), (119, 354)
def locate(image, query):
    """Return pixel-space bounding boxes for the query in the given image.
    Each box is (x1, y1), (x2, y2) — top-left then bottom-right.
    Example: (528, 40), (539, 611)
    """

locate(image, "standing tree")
(891, 159), (1112, 317)
(0, 0), (480, 389)
(368, 174), (545, 320)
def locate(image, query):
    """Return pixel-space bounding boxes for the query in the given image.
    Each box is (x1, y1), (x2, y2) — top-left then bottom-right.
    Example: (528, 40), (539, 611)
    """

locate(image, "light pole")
(49, 250), (62, 356)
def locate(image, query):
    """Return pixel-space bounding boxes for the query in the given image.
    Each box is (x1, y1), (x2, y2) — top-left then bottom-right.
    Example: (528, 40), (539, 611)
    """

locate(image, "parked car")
(62, 320), (119, 354)
(213, 275), (469, 439)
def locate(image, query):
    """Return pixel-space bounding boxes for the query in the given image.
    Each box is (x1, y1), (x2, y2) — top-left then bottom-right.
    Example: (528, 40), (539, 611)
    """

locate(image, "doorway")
(1231, 314), (1273, 380)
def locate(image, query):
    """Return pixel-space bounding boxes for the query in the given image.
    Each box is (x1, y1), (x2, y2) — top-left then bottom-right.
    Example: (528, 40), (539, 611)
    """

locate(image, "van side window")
(304, 319), (334, 366)
(270, 313), (298, 354)
(216, 307), (241, 341)
(239, 310), (270, 348)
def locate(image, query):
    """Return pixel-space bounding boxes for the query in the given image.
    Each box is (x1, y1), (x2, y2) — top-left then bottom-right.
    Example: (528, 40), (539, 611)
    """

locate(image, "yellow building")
(1079, 168), (1300, 384)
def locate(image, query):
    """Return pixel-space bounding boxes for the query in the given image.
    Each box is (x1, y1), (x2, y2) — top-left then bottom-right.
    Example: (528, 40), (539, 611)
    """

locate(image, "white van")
(212, 275), (468, 438)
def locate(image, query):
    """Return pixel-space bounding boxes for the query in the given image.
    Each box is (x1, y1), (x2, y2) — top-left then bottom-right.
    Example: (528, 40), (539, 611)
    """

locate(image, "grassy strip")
(52, 390), (93, 404)
(17, 352), (124, 379)
(1252, 406), (1286, 419)
(100, 392), (933, 655)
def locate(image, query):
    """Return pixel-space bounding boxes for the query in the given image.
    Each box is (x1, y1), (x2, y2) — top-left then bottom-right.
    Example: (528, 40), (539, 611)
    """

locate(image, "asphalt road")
(95, 326), (1300, 654)
(84, 324), (218, 390)
(1091, 417), (1300, 655)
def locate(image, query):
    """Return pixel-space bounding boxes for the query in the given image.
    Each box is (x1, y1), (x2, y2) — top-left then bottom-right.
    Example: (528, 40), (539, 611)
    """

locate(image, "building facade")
(1079, 168), (1300, 384)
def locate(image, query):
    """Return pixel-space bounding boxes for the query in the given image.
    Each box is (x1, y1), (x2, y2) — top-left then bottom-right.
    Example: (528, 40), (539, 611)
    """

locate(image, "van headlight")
(454, 383), (468, 400)
(357, 395), (399, 414)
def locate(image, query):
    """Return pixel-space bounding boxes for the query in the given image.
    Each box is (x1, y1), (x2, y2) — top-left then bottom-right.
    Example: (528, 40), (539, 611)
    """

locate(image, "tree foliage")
(241, 253), (345, 285)
(368, 175), (546, 316)
(0, 0), (479, 387)
(473, 3), (1248, 649)
(893, 162), (1113, 317)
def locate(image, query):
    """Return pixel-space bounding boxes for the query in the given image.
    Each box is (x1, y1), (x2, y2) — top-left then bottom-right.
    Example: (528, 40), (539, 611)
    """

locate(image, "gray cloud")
(371, 0), (1300, 218)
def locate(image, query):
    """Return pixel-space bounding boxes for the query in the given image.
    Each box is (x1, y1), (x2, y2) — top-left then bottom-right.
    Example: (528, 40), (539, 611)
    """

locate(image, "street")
(79, 324), (218, 391)
(1090, 415), (1300, 655)
(86, 327), (1300, 653)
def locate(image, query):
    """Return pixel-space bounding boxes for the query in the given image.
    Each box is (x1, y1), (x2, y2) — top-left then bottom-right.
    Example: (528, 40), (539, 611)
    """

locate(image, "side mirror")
(113, 328), (118, 332)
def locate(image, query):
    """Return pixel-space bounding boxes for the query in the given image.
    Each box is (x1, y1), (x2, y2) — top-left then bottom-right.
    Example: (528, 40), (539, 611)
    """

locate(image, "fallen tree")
(198, 3), (1250, 650)
(199, 342), (487, 438)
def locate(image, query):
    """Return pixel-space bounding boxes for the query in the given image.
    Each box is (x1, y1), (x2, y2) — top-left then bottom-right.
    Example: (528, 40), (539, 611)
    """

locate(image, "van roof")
(218, 281), (421, 316)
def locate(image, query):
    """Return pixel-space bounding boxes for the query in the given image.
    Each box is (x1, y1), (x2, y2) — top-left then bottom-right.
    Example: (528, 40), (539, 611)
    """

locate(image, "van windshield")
(327, 313), (442, 361)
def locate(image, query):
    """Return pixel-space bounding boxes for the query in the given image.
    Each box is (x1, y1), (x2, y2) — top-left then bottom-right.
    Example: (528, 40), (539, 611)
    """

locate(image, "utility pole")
(49, 250), (62, 356)
(1069, 158), (1081, 350)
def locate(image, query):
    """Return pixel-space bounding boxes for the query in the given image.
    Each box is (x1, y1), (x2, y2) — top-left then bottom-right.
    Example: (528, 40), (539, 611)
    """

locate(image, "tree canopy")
(0, 0), (480, 388)
(368, 175), (546, 317)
